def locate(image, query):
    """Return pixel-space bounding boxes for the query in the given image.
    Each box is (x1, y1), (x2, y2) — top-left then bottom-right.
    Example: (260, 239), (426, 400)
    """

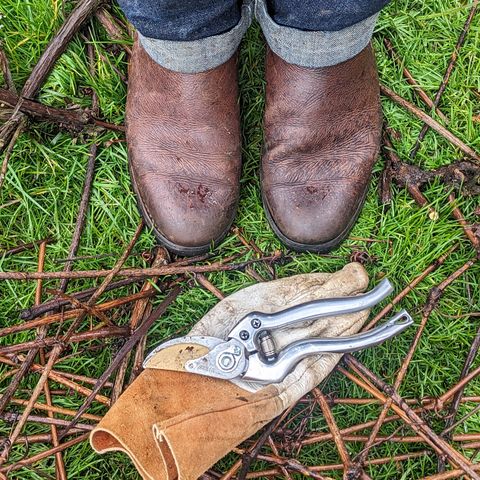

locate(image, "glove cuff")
(90, 369), (282, 480)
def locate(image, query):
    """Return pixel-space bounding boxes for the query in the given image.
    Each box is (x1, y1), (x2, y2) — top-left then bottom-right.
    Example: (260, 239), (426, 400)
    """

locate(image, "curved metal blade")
(143, 336), (225, 371)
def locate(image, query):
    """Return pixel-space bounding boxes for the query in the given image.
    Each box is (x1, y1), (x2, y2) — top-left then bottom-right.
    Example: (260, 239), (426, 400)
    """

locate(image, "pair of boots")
(127, 40), (381, 256)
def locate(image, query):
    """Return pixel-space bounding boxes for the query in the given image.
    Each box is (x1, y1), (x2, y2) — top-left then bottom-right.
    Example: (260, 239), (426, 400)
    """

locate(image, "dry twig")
(111, 248), (169, 403)
(381, 84), (480, 164)
(95, 8), (132, 54)
(0, 47), (15, 93)
(0, 433), (89, 476)
(342, 359), (480, 479)
(0, 0), (106, 154)
(0, 237), (54, 258)
(350, 255), (477, 475)
(0, 221), (143, 463)
(0, 289), (156, 338)
(0, 88), (125, 133)
(382, 37), (448, 123)
(34, 242), (68, 480)
(313, 388), (354, 475)
(0, 252), (285, 281)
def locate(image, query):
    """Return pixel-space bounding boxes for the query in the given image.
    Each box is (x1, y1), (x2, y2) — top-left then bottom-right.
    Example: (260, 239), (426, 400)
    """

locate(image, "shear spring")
(258, 331), (277, 363)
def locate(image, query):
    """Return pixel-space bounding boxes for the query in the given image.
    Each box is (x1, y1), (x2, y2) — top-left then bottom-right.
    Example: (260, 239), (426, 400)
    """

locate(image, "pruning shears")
(144, 278), (413, 384)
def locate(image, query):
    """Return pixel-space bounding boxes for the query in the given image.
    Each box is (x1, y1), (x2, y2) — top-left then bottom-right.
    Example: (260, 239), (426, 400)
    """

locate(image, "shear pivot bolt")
(251, 318), (261, 329)
(218, 353), (236, 371)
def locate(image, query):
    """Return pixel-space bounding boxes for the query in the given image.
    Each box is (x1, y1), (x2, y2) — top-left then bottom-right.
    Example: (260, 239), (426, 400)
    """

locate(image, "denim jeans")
(118, 0), (389, 71)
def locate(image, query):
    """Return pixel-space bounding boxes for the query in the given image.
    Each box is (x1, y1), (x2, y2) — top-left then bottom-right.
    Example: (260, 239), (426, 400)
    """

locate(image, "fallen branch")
(343, 358), (480, 480)
(0, 48), (15, 93)
(95, 8), (132, 54)
(350, 255), (477, 475)
(0, 325), (130, 356)
(301, 407), (423, 445)
(0, 289), (156, 338)
(9, 398), (101, 422)
(35, 242), (67, 480)
(0, 412), (93, 431)
(296, 395), (480, 407)
(194, 272), (225, 300)
(237, 410), (295, 480)
(0, 88), (125, 132)
(243, 451), (429, 478)
(0, 430), (86, 446)
(0, 252), (286, 281)
(0, 433), (89, 475)
(422, 465), (480, 480)
(58, 285), (182, 439)
(436, 362), (480, 409)
(0, 221), (143, 463)
(448, 193), (479, 249)
(0, 0), (106, 153)
(111, 248), (169, 403)
(0, 119), (25, 190)
(19, 277), (142, 320)
(59, 39), (100, 294)
(0, 354), (113, 388)
(0, 243), (50, 416)
(382, 36), (448, 123)
(363, 243), (458, 331)
(384, 130), (480, 197)
(0, 358), (110, 406)
(0, 237), (54, 258)
(315, 433), (480, 444)
(313, 388), (353, 476)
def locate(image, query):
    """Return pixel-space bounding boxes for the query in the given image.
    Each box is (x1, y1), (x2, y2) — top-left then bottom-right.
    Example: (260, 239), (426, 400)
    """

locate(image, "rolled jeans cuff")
(138, 2), (253, 73)
(255, 0), (378, 68)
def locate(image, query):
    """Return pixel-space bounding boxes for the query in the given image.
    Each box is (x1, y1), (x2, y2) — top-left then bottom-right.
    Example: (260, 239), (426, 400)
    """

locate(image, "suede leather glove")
(90, 262), (370, 480)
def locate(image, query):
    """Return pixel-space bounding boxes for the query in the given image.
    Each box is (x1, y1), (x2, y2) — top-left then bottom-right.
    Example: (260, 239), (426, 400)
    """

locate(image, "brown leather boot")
(262, 45), (382, 252)
(127, 39), (241, 256)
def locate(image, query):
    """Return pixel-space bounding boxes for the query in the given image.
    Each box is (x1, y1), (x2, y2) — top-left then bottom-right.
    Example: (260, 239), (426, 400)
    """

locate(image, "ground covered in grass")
(0, 0), (479, 478)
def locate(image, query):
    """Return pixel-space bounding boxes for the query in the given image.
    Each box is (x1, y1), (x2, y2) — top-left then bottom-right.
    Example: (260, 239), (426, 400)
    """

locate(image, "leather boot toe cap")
(131, 168), (238, 255)
(263, 185), (365, 251)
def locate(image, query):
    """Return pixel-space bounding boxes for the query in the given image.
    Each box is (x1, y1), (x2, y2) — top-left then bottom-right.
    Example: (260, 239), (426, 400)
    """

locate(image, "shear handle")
(242, 310), (413, 383)
(229, 278), (394, 353)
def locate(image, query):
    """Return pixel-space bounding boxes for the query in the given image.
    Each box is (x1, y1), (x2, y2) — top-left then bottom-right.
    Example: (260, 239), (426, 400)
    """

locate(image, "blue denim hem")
(138, 0), (378, 73)
(256, 0), (378, 67)
(138, 1), (253, 74)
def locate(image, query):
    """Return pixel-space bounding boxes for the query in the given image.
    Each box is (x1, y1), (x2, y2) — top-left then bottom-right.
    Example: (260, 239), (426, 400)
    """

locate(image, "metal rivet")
(251, 318), (261, 329)
(239, 330), (249, 340)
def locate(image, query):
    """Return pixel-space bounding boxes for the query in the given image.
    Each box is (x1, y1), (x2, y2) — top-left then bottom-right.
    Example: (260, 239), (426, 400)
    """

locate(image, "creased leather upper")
(127, 40), (242, 250)
(262, 45), (382, 247)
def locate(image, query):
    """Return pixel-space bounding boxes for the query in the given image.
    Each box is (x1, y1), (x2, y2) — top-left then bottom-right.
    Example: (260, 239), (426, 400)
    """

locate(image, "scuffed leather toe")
(263, 182), (366, 248)
(131, 166), (238, 252)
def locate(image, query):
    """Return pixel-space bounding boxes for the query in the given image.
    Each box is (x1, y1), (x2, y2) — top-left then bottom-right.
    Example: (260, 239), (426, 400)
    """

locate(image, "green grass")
(1, 0), (480, 478)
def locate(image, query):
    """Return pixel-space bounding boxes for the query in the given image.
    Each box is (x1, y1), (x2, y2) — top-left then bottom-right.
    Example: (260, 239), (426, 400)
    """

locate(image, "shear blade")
(143, 336), (224, 372)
